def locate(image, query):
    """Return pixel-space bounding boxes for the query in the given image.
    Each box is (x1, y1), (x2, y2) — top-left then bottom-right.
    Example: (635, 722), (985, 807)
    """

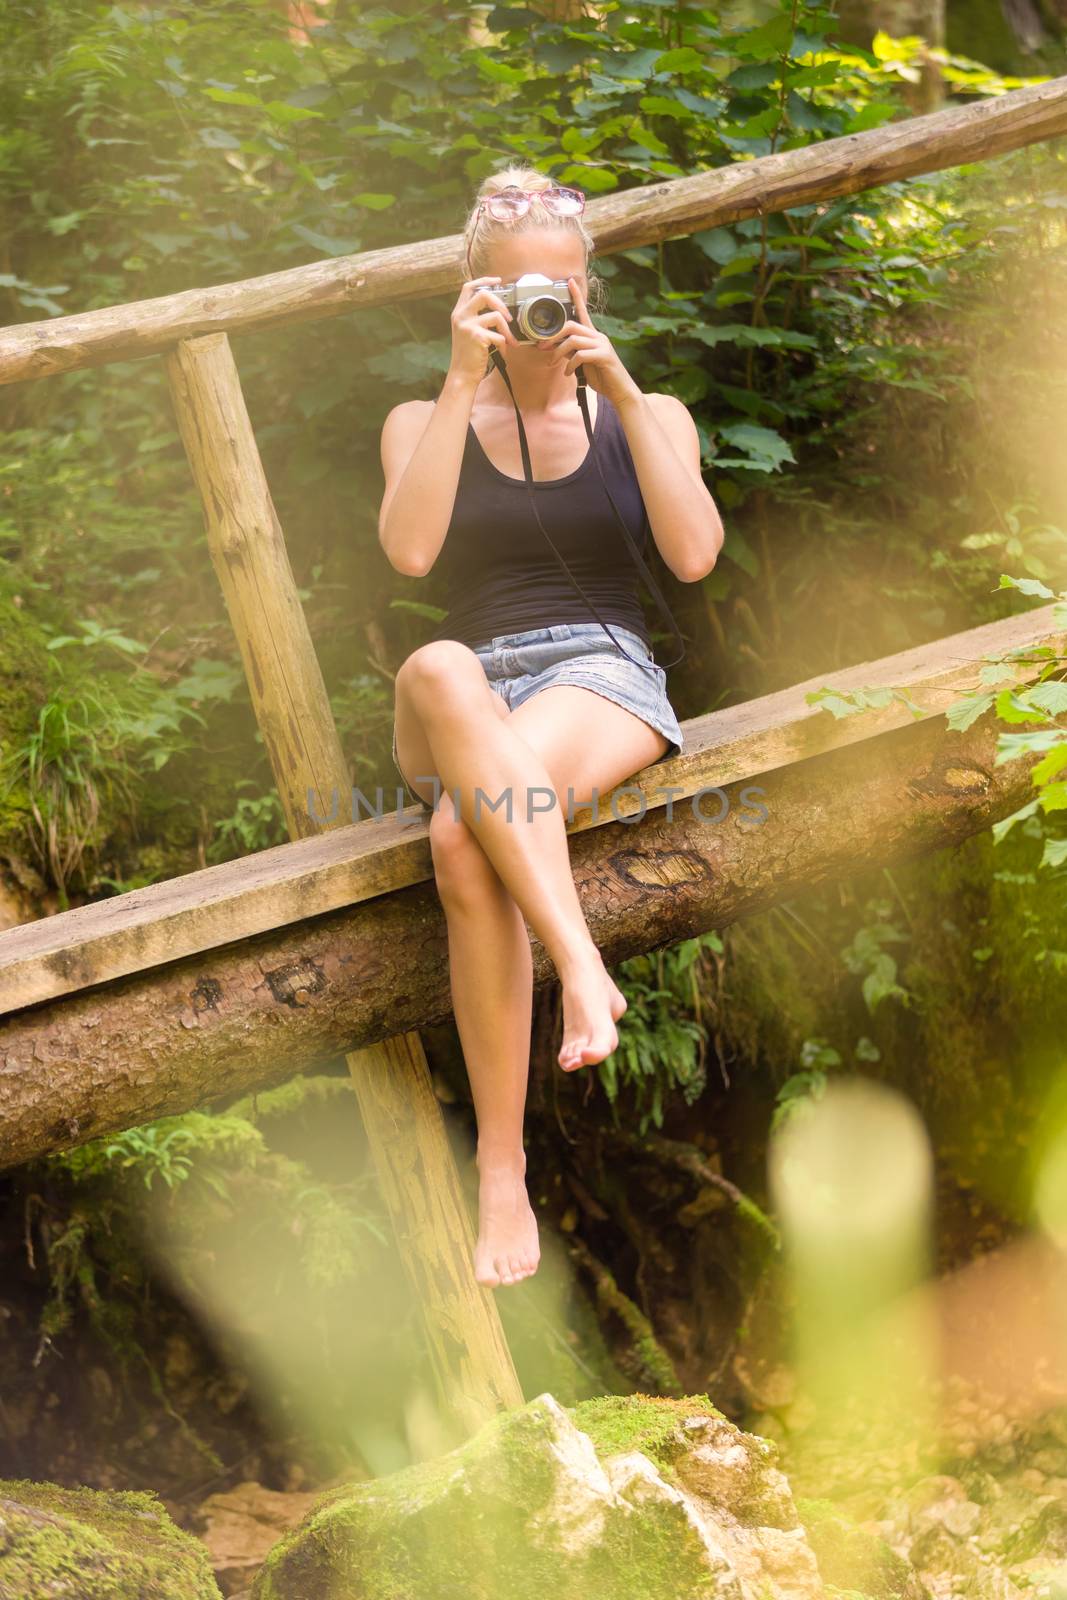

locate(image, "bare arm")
(379, 274), (518, 578)
(378, 372), (480, 577)
(614, 390), (724, 584)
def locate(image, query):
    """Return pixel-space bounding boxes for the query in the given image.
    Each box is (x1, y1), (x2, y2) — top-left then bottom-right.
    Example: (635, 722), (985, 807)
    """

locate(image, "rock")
(251, 1391), (826, 1600)
(192, 1481), (321, 1596)
(0, 1477), (222, 1598)
(795, 1497), (930, 1599)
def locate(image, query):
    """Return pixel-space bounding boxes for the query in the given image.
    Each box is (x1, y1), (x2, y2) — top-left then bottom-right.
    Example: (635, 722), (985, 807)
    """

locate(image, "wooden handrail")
(1, 76), (1064, 386)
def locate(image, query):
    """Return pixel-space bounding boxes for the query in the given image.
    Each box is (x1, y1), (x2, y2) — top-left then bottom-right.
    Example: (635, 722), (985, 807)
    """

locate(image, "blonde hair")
(463, 164), (605, 314)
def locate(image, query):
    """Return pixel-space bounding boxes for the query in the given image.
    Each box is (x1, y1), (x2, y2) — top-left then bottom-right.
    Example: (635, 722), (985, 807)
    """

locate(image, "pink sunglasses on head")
(465, 184), (586, 277)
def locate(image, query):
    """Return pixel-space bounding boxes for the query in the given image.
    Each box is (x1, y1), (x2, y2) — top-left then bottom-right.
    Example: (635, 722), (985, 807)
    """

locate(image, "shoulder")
(379, 399), (435, 470)
(642, 391), (694, 423)
(380, 398), (435, 438)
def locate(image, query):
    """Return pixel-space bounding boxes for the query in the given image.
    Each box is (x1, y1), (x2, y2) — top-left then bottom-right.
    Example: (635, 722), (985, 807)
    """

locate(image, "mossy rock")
(570, 1392), (727, 1484)
(573, 1391), (801, 1532)
(253, 1391), (824, 1600)
(0, 1478), (222, 1598)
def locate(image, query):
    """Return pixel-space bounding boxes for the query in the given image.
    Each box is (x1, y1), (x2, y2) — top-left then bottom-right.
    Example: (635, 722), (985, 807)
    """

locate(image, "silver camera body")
(497, 273), (575, 342)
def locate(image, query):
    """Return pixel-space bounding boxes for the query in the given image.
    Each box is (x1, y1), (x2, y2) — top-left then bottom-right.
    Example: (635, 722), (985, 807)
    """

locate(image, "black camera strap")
(488, 346), (687, 673)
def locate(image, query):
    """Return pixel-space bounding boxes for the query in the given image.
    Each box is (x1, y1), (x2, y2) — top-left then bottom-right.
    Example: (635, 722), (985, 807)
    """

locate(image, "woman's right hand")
(448, 276), (518, 385)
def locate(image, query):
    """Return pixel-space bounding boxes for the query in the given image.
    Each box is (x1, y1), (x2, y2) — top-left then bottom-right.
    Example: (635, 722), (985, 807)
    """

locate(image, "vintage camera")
(497, 273), (575, 342)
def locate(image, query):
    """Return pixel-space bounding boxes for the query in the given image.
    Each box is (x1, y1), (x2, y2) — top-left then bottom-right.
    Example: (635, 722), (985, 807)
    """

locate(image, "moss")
(795, 1494), (916, 1600)
(579, 1257), (684, 1396)
(0, 1478), (221, 1598)
(254, 1402), (566, 1600)
(253, 1395), (727, 1600)
(569, 1392), (725, 1483)
(226, 1073), (355, 1125)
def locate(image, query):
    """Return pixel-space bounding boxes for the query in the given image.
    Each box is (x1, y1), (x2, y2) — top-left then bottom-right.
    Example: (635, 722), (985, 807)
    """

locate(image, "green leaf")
(474, 52), (526, 84)
(1025, 682), (1067, 716)
(722, 526), (759, 578)
(716, 422), (796, 471)
(945, 691), (995, 732)
(141, 232), (194, 257)
(654, 47), (704, 74)
(997, 573), (1056, 599)
(202, 87), (261, 107)
(1041, 836), (1067, 869)
(290, 224), (362, 257)
(1038, 781), (1067, 813)
(726, 12), (795, 58)
(725, 64), (780, 90)
(198, 126), (242, 150)
(991, 797), (1041, 843)
(692, 228), (740, 266)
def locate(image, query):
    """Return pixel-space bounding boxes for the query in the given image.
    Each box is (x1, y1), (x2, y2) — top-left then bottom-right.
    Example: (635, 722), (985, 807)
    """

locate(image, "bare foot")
(473, 1154), (541, 1288)
(558, 951), (628, 1073)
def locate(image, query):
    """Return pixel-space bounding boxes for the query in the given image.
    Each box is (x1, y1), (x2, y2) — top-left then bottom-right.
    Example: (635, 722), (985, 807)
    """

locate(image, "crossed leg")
(392, 641), (669, 1287)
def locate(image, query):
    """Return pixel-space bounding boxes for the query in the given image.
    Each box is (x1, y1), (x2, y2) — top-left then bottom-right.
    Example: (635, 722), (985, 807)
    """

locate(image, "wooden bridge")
(2, 76), (1066, 1444)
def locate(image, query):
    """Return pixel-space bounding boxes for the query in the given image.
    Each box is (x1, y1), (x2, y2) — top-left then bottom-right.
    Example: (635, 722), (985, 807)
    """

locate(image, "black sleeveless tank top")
(422, 391), (652, 653)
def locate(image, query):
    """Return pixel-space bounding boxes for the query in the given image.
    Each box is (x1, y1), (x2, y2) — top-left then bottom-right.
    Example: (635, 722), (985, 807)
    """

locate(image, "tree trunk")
(0, 707), (1041, 1172)
(833, 0), (945, 45)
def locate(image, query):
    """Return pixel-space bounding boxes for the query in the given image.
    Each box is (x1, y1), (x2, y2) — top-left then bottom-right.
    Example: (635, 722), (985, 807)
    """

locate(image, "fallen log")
(1, 602), (1059, 1015)
(0, 702), (1044, 1171)
(1, 77), (1064, 384)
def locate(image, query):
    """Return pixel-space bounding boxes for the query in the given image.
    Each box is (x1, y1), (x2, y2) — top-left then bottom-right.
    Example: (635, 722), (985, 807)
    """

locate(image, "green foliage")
(0, 623), (241, 903)
(600, 932), (722, 1134)
(839, 902), (914, 1013)
(206, 783), (290, 860)
(38, 1084), (388, 1360)
(1, 0), (1063, 885)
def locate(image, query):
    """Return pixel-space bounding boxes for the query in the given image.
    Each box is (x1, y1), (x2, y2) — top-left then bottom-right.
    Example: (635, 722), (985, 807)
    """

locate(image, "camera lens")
(520, 295), (567, 340)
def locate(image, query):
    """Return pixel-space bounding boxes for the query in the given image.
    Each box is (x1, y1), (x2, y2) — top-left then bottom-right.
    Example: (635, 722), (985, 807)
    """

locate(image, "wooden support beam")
(0, 602), (1061, 1016)
(162, 332), (523, 1439)
(1, 76), (1064, 384)
(0, 698), (1053, 1173)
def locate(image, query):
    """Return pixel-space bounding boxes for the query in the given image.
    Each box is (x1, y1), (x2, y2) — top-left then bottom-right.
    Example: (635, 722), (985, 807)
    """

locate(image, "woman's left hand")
(543, 277), (640, 406)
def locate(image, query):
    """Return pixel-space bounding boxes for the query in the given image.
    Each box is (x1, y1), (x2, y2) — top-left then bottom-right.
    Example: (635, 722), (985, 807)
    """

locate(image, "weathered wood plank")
(1, 78), (1064, 384)
(164, 333), (523, 1438)
(0, 703), (1046, 1172)
(0, 601), (1060, 1015)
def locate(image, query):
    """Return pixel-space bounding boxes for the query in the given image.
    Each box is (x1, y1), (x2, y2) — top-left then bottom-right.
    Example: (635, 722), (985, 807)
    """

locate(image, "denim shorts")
(391, 622), (685, 811)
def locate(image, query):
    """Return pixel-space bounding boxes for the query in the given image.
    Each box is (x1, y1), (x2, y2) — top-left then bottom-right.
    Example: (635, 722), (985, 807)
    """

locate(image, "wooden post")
(164, 331), (523, 1441)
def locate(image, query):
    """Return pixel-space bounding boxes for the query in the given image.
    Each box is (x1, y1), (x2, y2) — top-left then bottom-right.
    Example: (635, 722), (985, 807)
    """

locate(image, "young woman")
(378, 165), (723, 1291)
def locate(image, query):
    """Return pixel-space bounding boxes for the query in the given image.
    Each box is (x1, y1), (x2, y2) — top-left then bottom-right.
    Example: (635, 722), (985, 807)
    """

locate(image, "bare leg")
(428, 801), (539, 1289)
(392, 654), (670, 1289)
(397, 643), (626, 1071)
